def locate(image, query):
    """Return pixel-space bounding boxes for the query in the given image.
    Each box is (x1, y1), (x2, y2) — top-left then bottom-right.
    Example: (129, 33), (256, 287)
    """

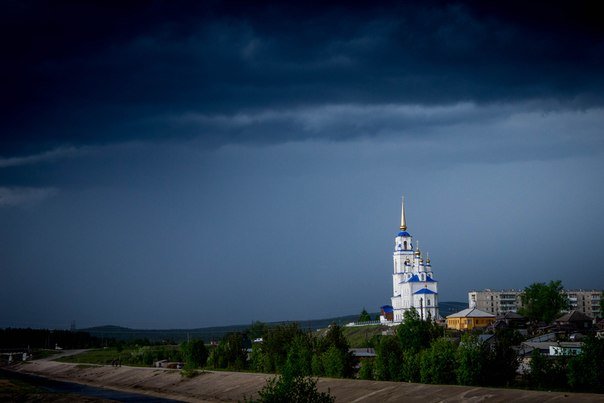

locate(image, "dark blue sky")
(1, 1), (603, 329)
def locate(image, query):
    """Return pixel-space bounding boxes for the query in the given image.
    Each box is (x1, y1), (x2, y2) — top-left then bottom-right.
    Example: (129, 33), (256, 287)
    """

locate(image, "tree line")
(0, 328), (102, 349)
(362, 308), (604, 393)
(365, 308), (522, 386)
(201, 322), (356, 379)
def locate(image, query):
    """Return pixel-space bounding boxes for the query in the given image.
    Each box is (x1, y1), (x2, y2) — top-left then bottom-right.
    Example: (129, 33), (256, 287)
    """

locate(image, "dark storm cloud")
(2, 1), (603, 156)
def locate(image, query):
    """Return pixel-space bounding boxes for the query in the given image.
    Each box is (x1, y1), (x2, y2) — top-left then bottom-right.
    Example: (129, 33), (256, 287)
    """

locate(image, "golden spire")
(400, 195), (407, 231)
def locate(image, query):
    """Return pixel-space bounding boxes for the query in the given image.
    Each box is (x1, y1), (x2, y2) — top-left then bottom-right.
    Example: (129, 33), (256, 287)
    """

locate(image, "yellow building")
(446, 307), (495, 331)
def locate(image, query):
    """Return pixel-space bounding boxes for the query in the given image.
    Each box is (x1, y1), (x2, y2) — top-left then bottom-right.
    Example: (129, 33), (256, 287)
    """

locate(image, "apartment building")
(566, 290), (602, 318)
(468, 289), (602, 318)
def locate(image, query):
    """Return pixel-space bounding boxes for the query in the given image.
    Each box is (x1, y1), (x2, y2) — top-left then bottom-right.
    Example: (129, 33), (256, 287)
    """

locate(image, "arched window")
(403, 241), (408, 250)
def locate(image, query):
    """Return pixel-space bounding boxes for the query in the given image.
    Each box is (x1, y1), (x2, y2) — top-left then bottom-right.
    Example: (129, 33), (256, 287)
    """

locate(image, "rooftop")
(556, 310), (593, 322)
(446, 307), (495, 319)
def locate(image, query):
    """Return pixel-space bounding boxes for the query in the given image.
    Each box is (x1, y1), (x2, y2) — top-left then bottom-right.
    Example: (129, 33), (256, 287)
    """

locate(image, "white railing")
(344, 320), (382, 327)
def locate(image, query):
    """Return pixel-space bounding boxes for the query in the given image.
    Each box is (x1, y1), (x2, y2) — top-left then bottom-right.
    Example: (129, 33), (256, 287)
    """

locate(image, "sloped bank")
(11, 360), (604, 402)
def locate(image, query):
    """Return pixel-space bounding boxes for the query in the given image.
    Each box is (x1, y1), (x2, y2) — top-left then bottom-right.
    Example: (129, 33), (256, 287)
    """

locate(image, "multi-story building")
(468, 289), (523, 316)
(468, 289), (602, 318)
(566, 290), (601, 318)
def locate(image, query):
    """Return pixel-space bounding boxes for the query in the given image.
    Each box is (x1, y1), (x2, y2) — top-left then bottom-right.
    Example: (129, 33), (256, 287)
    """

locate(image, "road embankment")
(9, 360), (604, 402)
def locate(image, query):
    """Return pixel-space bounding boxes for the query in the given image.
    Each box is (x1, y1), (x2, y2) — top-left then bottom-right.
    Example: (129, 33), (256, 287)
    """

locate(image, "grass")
(32, 349), (61, 359)
(341, 325), (387, 348)
(56, 345), (183, 367)
(180, 367), (204, 378)
(57, 348), (123, 365)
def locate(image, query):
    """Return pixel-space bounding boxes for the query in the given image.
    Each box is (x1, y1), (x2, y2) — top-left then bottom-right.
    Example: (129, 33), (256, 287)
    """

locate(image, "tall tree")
(519, 281), (569, 323)
(284, 334), (313, 378)
(321, 346), (347, 378)
(374, 335), (404, 381)
(420, 338), (457, 385)
(208, 332), (248, 370)
(397, 307), (439, 353)
(248, 321), (268, 340)
(317, 323), (354, 378)
(262, 323), (304, 373)
(456, 334), (487, 386)
(567, 336), (604, 392)
(180, 339), (209, 368)
(482, 329), (522, 387)
(358, 308), (371, 322)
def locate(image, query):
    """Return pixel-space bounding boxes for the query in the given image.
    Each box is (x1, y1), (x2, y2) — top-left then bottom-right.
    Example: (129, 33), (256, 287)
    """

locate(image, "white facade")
(389, 197), (440, 322)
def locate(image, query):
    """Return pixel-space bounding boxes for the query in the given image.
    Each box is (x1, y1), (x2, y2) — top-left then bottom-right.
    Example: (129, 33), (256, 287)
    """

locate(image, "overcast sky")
(2, 1), (604, 329)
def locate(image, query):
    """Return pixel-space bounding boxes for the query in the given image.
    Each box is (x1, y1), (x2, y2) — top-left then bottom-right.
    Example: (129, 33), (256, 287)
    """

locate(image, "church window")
(403, 241), (408, 249)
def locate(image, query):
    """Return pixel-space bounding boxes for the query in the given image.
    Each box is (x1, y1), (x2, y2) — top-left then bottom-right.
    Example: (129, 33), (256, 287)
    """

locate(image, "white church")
(381, 197), (440, 323)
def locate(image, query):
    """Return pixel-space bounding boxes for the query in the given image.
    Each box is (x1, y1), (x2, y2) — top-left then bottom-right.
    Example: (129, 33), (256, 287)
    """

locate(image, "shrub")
(358, 359), (374, 380)
(245, 375), (334, 403)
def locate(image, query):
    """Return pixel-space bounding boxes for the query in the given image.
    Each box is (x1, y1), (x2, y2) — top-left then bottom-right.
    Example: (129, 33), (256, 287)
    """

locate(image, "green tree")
(567, 336), (604, 392)
(482, 329), (522, 387)
(317, 324), (354, 378)
(373, 335), (403, 381)
(528, 349), (569, 390)
(321, 346), (346, 378)
(248, 321), (268, 340)
(208, 332), (248, 370)
(262, 323), (304, 373)
(528, 349), (550, 389)
(319, 324), (349, 353)
(358, 359), (374, 380)
(208, 343), (227, 369)
(456, 334), (486, 386)
(284, 334), (313, 378)
(180, 339), (209, 369)
(250, 342), (267, 372)
(311, 353), (324, 376)
(401, 349), (420, 383)
(358, 308), (371, 322)
(419, 338), (457, 385)
(397, 307), (439, 353)
(225, 332), (248, 370)
(519, 281), (569, 323)
(245, 374), (334, 403)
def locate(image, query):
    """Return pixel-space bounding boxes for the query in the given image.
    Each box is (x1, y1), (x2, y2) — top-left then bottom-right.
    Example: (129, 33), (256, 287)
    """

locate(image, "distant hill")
(82, 301), (467, 342)
(83, 314), (359, 343)
(439, 301), (468, 317)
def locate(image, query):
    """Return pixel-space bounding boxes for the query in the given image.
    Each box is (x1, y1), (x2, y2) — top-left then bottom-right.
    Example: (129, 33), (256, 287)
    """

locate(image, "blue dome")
(397, 231), (411, 237)
(381, 305), (394, 313)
